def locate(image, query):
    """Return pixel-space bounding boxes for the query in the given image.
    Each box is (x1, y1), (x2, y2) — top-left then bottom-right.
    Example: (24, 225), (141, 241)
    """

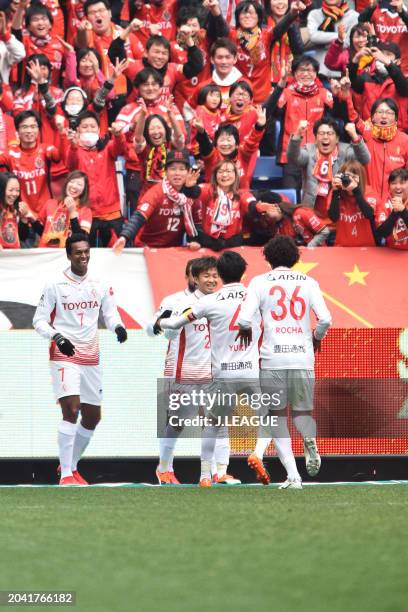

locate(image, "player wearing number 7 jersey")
(33, 233), (127, 486)
(237, 235), (332, 489)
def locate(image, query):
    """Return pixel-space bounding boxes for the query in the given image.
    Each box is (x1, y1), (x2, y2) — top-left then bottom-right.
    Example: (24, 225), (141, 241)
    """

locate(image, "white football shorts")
(50, 361), (103, 406)
(260, 369), (314, 412)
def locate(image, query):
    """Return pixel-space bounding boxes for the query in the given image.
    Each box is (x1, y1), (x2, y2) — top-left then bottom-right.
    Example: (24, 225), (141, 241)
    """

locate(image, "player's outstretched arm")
(159, 308), (195, 331)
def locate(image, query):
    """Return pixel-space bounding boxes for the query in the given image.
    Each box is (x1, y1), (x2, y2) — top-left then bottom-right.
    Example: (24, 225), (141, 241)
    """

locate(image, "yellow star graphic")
(293, 260), (319, 274)
(344, 264), (369, 286)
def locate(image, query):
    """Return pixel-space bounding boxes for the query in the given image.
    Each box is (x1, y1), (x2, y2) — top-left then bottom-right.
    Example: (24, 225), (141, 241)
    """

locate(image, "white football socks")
(254, 437), (272, 460)
(158, 425), (180, 472)
(214, 430), (230, 477)
(201, 426), (217, 480)
(273, 416), (300, 480)
(71, 423), (94, 472)
(58, 420), (77, 478)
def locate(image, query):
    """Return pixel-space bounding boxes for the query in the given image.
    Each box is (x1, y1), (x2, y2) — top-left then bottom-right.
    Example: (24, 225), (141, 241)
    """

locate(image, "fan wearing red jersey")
(0, 110), (63, 215)
(376, 167), (408, 249)
(237, 236), (332, 489)
(183, 159), (279, 251)
(329, 160), (378, 246)
(0, 172), (28, 250)
(65, 110), (126, 247)
(21, 171), (92, 248)
(14, 4), (65, 87)
(33, 233), (127, 486)
(113, 149), (194, 250)
(192, 104), (266, 189)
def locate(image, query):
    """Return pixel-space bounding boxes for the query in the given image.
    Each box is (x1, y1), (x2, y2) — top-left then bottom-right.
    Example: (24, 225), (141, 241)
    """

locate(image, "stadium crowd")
(0, 0), (407, 251)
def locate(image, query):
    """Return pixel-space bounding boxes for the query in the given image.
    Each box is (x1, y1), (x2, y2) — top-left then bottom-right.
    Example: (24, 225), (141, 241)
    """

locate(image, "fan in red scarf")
(133, 100), (185, 197)
(112, 150), (195, 251)
(191, 105), (266, 189)
(16, 4), (65, 87)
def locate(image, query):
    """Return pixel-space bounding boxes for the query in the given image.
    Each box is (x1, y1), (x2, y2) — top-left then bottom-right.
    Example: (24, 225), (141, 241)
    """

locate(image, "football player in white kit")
(237, 235), (332, 489)
(33, 233), (128, 486)
(151, 256), (241, 485)
(160, 251), (262, 487)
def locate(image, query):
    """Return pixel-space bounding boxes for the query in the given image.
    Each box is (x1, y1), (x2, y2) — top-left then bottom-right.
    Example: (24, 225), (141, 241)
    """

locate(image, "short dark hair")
(197, 83), (222, 107)
(292, 54), (320, 75)
(214, 123), (240, 147)
(77, 110), (100, 126)
(388, 168), (408, 183)
(210, 37), (237, 58)
(263, 236), (300, 269)
(235, 0), (264, 26)
(313, 117), (340, 138)
(371, 97), (399, 119)
(185, 258), (198, 276)
(176, 6), (204, 27)
(25, 4), (53, 27)
(146, 35), (171, 53)
(134, 67), (163, 88)
(62, 171), (89, 207)
(191, 256), (218, 278)
(66, 232), (91, 256)
(217, 251), (247, 284)
(229, 80), (253, 99)
(14, 110), (41, 131)
(84, 0), (110, 14)
(144, 114), (171, 146)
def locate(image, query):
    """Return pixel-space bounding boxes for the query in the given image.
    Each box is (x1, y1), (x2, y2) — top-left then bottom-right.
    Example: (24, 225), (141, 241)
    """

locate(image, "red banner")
(144, 246), (408, 328)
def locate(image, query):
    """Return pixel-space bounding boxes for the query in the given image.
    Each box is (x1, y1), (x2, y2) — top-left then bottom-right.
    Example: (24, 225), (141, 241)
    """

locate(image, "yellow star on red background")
(344, 264), (369, 286)
(293, 260), (319, 274)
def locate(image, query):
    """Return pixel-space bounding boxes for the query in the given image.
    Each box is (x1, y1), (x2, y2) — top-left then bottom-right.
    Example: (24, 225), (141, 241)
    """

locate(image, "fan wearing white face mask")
(65, 110), (127, 247)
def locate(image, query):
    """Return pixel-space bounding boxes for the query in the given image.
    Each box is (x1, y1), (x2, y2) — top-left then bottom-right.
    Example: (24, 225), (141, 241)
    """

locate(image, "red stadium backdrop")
(145, 247), (408, 455)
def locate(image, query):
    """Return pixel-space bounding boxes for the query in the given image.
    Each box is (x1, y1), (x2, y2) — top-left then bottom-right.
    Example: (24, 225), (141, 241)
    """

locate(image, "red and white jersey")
(237, 268), (331, 370)
(164, 290), (212, 384)
(191, 282), (261, 380)
(33, 267), (123, 366)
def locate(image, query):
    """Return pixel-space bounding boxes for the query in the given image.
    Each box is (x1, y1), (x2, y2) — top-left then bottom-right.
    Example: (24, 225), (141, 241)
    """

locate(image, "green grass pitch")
(1, 486), (407, 612)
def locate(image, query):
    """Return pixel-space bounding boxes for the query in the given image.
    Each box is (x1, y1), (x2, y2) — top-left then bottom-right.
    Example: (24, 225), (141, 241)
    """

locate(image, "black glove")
(53, 333), (75, 357)
(115, 325), (128, 343)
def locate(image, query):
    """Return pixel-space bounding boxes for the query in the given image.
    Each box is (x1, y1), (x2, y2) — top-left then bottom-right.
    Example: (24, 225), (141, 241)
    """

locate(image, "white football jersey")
(192, 282), (261, 379)
(164, 290), (212, 383)
(33, 267), (123, 366)
(237, 267), (331, 370)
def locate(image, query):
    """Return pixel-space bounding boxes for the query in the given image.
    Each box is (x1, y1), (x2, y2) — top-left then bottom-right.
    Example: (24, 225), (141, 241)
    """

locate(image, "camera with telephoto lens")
(340, 174), (352, 187)
(367, 34), (379, 49)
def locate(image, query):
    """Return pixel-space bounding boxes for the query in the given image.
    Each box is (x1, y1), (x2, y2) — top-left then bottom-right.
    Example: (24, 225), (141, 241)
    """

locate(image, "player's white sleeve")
(101, 285), (123, 333)
(160, 312), (191, 330)
(310, 280), (332, 340)
(32, 283), (58, 340)
(237, 279), (261, 328)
